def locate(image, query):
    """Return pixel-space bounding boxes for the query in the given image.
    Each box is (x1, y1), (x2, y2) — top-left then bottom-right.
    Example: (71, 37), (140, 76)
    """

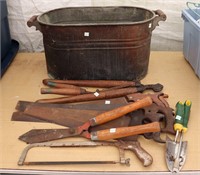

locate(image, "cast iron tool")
(19, 97), (162, 143)
(126, 104), (174, 143)
(166, 100), (192, 173)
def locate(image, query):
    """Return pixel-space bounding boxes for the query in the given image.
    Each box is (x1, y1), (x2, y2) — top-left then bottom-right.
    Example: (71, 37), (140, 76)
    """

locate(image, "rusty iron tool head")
(138, 83), (163, 92)
(120, 103), (175, 143)
(126, 93), (175, 140)
(126, 92), (169, 107)
(15, 96), (128, 112)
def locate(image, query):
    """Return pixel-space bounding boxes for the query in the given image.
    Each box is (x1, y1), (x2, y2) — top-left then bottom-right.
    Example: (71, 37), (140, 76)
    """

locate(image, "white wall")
(6, 0), (200, 52)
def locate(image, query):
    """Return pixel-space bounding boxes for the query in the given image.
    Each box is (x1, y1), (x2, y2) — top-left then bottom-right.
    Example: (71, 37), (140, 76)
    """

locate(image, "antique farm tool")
(19, 122), (160, 143)
(166, 100), (192, 173)
(43, 79), (163, 93)
(13, 93), (175, 142)
(18, 140), (153, 167)
(36, 83), (163, 103)
(19, 97), (162, 143)
(15, 94), (172, 167)
(14, 92), (167, 113)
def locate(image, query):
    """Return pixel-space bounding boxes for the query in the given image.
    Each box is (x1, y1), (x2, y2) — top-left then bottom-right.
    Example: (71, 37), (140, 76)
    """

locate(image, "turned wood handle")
(43, 79), (138, 88)
(44, 81), (84, 90)
(91, 122), (160, 140)
(41, 88), (86, 95)
(90, 97), (152, 126)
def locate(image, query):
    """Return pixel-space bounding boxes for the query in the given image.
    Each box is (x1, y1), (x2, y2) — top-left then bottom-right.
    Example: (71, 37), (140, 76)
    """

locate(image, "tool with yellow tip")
(166, 100), (192, 173)
(174, 101), (185, 143)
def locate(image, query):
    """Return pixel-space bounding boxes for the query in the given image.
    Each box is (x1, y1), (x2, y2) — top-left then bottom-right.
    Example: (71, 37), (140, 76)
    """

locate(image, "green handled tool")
(174, 101), (185, 143)
(183, 100), (192, 132)
(166, 100), (192, 173)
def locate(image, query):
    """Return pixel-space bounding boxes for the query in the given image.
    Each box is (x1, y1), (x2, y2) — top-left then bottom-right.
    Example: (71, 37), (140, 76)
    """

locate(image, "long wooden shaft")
(91, 97), (152, 126)
(43, 79), (139, 88)
(36, 87), (144, 103)
(41, 88), (87, 95)
(91, 122), (160, 140)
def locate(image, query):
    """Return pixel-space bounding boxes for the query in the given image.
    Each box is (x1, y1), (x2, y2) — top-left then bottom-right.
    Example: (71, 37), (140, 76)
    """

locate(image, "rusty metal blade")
(165, 136), (188, 172)
(16, 97), (128, 112)
(13, 97), (129, 126)
(11, 112), (46, 123)
(21, 105), (130, 129)
(23, 106), (102, 127)
(19, 129), (78, 144)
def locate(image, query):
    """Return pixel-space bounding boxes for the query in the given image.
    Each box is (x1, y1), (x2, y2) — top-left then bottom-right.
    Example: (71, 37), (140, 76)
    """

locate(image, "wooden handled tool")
(36, 87), (144, 103)
(90, 122), (160, 140)
(19, 97), (153, 143)
(41, 88), (88, 95)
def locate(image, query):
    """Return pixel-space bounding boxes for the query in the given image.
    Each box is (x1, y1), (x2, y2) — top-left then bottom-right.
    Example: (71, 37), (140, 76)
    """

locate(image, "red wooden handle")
(91, 97), (152, 126)
(90, 122), (160, 140)
(41, 88), (86, 95)
(43, 79), (136, 88)
(44, 81), (84, 90)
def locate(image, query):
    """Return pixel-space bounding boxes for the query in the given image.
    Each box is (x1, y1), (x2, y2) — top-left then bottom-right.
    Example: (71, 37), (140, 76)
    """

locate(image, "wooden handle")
(43, 79), (136, 88)
(91, 97), (152, 126)
(90, 122), (160, 140)
(44, 81), (83, 90)
(41, 88), (86, 95)
(36, 87), (139, 104)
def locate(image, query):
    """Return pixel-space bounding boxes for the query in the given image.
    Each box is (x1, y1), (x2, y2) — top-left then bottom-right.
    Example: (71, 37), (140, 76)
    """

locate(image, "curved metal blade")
(166, 136), (177, 172)
(172, 141), (188, 173)
(165, 136), (188, 172)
